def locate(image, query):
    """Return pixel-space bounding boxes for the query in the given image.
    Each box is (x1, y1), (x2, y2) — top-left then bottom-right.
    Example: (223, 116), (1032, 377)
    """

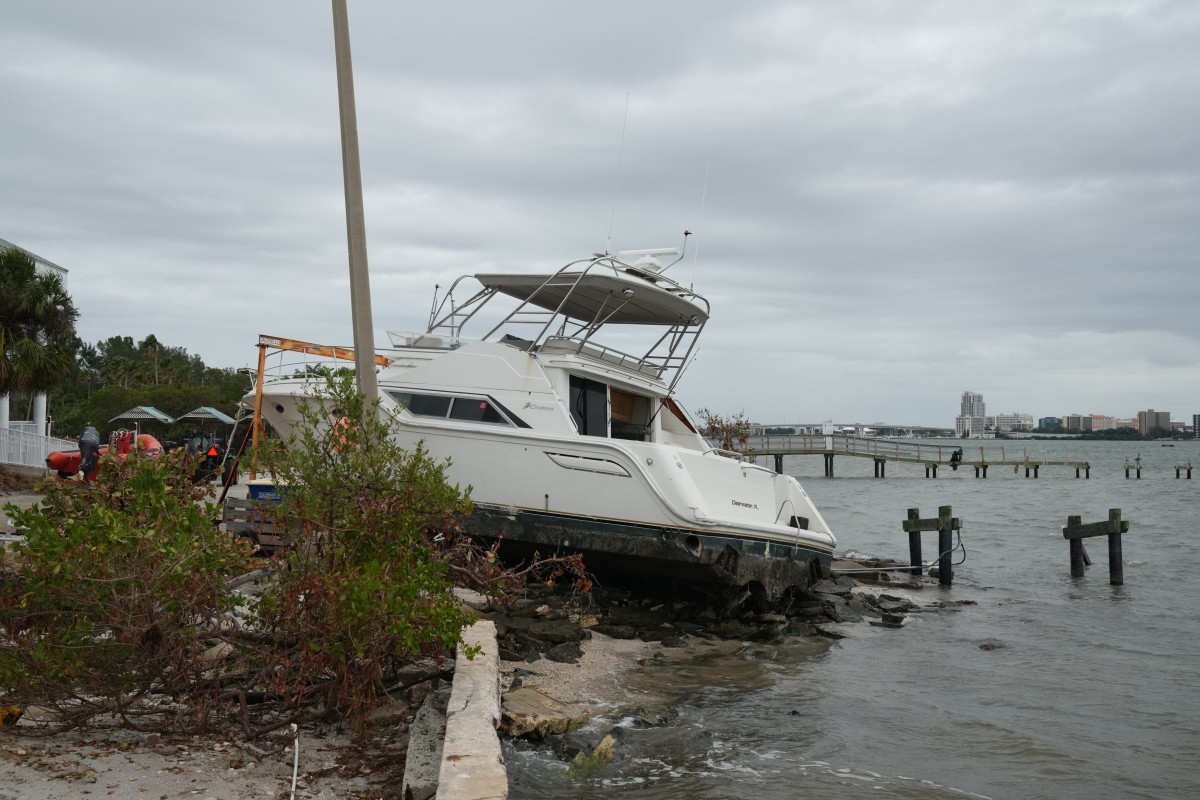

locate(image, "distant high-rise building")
(1137, 409), (1171, 436)
(993, 413), (1035, 432)
(1193, 414), (1199, 438)
(956, 391), (987, 437)
(960, 391), (985, 417)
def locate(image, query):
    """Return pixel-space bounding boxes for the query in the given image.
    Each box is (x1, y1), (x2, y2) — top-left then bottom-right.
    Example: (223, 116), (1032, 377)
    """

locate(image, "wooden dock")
(744, 434), (1092, 478)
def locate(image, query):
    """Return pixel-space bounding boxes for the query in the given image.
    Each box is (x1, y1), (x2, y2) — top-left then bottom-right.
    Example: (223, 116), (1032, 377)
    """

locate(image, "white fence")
(0, 427), (76, 470)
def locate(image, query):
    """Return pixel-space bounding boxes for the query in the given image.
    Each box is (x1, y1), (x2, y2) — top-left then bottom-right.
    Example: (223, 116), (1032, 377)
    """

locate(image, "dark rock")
(508, 598), (543, 615)
(636, 626), (677, 643)
(716, 625), (758, 641)
(790, 599), (825, 616)
(592, 624), (637, 640)
(978, 638), (1005, 651)
(877, 599), (915, 614)
(607, 605), (673, 629)
(785, 620), (818, 636)
(498, 647), (525, 662)
(747, 626), (782, 643)
(810, 577), (854, 598)
(638, 651), (670, 667)
(591, 586), (632, 604)
(507, 616), (583, 644)
(660, 636), (687, 648)
(545, 642), (583, 663)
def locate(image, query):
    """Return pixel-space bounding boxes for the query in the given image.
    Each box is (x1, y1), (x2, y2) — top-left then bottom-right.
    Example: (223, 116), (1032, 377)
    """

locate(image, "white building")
(0, 236), (69, 435)
(955, 390), (988, 437)
(991, 413), (1035, 432)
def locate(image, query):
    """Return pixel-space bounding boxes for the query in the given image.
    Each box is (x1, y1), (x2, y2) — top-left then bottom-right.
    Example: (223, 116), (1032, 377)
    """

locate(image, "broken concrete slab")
(500, 686), (590, 739)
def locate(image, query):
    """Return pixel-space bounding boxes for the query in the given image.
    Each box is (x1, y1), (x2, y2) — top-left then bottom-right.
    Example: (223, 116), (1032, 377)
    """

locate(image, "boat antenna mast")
(604, 91), (631, 256)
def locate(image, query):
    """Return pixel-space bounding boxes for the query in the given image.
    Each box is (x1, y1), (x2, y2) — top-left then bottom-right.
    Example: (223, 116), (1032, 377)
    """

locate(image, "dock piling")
(1125, 456), (1143, 479)
(901, 505), (961, 587)
(1062, 509), (1129, 585)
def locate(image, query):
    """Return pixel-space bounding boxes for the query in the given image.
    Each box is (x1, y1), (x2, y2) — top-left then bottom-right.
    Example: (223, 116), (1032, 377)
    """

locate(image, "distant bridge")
(744, 434), (1091, 478)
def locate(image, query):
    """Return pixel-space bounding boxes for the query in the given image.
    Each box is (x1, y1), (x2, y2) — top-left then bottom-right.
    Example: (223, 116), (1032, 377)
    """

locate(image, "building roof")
(0, 236), (69, 278)
(109, 406), (175, 424)
(176, 406), (237, 425)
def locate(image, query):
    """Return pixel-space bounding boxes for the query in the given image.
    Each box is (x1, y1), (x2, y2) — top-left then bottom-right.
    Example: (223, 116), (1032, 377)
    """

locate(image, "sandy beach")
(0, 633), (654, 800)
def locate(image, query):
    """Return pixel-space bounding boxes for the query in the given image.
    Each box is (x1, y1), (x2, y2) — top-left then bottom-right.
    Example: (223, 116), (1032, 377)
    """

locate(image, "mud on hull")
(467, 504), (832, 603)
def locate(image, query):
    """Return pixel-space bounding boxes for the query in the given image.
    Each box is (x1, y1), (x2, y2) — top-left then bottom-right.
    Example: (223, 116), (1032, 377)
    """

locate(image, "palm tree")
(0, 246), (79, 398)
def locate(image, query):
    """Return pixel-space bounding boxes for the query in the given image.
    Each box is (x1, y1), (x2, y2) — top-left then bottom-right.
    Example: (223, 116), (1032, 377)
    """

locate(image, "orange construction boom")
(248, 334), (390, 479)
(256, 334), (390, 366)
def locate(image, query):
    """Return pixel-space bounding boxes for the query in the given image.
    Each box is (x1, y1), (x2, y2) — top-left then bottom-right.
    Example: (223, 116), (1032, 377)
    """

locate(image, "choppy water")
(506, 439), (1200, 799)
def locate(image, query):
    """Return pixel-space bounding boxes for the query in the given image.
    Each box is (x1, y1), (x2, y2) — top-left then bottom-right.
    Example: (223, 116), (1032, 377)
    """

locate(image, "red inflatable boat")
(46, 429), (164, 480)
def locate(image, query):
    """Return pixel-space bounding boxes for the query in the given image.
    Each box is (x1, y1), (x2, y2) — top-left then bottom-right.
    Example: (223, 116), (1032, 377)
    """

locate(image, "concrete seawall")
(435, 620), (507, 800)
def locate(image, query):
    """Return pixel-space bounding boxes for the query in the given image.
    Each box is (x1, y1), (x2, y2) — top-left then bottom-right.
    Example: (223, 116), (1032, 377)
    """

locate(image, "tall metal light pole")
(331, 0), (378, 401)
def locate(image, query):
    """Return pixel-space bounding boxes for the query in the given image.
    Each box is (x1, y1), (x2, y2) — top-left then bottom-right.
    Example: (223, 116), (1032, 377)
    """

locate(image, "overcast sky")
(4, 1), (1198, 427)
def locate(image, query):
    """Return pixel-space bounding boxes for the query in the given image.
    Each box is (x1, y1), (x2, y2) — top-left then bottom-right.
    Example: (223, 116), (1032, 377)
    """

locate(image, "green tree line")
(3, 244), (247, 442)
(51, 334), (250, 440)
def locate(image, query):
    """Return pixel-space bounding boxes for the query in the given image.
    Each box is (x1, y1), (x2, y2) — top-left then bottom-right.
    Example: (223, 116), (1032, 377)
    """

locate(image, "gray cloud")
(4, 1), (1198, 426)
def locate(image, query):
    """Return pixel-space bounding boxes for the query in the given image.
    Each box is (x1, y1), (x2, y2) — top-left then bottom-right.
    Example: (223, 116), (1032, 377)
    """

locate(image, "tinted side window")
(391, 392), (452, 417)
(449, 398), (507, 424)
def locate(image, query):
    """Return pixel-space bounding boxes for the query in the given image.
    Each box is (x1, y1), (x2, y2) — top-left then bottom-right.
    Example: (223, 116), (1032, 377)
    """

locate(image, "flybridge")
(424, 251), (709, 391)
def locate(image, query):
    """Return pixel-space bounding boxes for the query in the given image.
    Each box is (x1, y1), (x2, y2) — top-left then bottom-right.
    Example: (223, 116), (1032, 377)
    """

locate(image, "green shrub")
(254, 374), (475, 738)
(0, 449), (248, 731)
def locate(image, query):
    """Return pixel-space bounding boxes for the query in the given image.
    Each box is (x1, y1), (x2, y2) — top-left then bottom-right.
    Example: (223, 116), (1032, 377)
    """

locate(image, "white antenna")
(605, 92), (631, 255)
(692, 158), (709, 290)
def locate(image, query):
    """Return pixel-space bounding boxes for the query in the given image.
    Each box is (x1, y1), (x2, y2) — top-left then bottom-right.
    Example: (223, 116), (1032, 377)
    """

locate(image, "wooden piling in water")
(1067, 515), (1085, 577)
(901, 505), (961, 587)
(1176, 463), (1192, 479)
(906, 508), (922, 576)
(1062, 509), (1129, 585)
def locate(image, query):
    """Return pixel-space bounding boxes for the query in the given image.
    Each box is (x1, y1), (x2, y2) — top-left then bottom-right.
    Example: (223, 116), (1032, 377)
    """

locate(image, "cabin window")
(569, 375), (608, 437)
(449, 398), (507, 424)
(403, 393), (451, 419)
(389, 391), (512, 426)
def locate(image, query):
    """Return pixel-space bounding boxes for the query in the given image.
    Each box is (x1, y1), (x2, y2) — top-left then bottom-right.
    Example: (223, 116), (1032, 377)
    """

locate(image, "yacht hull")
(469, 504), (833, 599)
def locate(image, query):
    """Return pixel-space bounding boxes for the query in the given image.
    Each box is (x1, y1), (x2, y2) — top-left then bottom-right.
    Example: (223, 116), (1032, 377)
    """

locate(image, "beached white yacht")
(250, 248), (836, 600)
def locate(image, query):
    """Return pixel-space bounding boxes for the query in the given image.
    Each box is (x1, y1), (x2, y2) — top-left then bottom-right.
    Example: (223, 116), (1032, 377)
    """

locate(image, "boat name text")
(523, 402), (556, 412)
(732, 500), (759, 510)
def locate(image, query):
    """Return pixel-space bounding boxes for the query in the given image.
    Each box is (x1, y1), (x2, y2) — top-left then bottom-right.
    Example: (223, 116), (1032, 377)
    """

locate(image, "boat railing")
(539, 336), (662, 378)
(702, 446), (748, 462)
(426, 253), (707, 390)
